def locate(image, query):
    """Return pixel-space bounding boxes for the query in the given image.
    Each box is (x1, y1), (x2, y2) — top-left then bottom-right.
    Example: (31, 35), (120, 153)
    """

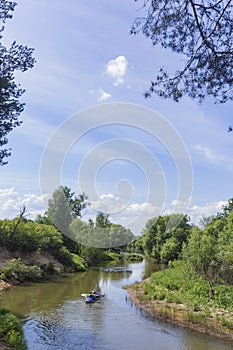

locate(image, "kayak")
(81, 292), (104, 303)
(85, 295), (99, 303)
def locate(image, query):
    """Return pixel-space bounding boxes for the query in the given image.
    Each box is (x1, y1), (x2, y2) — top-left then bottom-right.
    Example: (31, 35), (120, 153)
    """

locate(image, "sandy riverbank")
(127, 280), (233, 344)
(0, 279), (12, 291)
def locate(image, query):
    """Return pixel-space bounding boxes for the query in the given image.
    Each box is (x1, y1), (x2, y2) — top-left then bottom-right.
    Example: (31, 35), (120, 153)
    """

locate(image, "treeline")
(0, 186), (136, 284)
(130, 199), (233, 297)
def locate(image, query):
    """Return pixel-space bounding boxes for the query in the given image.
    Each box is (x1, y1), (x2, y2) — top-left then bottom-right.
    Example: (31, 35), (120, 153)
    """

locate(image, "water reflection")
(0, 270), (101, 318)
(0, 260), (232, 350)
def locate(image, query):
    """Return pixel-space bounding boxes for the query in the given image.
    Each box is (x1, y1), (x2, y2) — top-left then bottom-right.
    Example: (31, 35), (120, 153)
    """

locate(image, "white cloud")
(0, 188), (49, 219)
(98, 89), (111, 102)
(193, 144), (233, 172)
(194, 144), (223, 163)
(106, 55), (128, 86)
(0, 188), (228, 235)
(187, 201), (227, 226)
(99, 193), (116, 201)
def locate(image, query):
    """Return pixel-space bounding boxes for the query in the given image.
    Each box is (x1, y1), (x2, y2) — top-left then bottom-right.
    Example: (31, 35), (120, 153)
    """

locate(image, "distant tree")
(95, 212), (111, 228)
(47, 186), (88, 253)
(131, 0), (233, 103)
(62, 186), (89, 218)
(0, 1), (35, 165)
(199, 214), (216, 228)
(47, 187), (72, 237)
(35, 214), (52, 225)
(219, 198), (233, 219)
(47, 186), (88, 230)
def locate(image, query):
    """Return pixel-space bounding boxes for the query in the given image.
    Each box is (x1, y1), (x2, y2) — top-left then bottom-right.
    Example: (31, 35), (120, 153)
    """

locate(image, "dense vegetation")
(133, 214), (191, 263)
(0, 308), (27, 349)
(129, 199), (233, 337)
(0, 186), (137, 286)
(144, 261), (233, 314)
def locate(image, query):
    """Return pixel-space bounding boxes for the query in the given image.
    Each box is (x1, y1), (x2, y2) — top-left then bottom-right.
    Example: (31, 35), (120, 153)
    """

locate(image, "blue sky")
(0, 0), (233, 234)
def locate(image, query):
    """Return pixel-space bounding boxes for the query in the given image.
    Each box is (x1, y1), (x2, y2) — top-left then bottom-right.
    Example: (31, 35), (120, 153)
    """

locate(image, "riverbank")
(0, 279), (12, 291)
(0, 246), (87, 291)
(127, 265), (233, 344)
(0, 247), (143, 291)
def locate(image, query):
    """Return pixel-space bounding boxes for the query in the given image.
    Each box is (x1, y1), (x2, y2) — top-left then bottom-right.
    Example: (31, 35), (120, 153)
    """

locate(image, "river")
(0, 259), (232, 350)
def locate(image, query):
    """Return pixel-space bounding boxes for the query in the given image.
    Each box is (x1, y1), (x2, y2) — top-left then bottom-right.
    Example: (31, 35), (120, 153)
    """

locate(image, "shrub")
(123, 253), (143, 262)
(71, 254), (86, 271)
(0, 308), (27, 349)
(55, 246), (73, 267)
(1, 259), (42, 282)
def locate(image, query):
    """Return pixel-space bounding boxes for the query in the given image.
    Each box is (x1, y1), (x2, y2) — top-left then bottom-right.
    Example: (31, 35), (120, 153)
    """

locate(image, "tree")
(47, 187), (72, 237)
(62, 186), (89, 218)
(141, 214), (191, 262)
(219, 198), (233, 219)
(95, 211), (111, 228)
(183, 226), (220, 297)
(0, 1), (35, 165)
(46, 186), (88, 252)
(131, 0), (233, 103)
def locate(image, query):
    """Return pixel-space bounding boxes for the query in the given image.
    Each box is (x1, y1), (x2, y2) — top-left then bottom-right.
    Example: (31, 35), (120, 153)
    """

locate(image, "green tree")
(131, 0), (233, 103)
(219, 198), (233, 220)
(218, 211), (233, 284)
(141, 214), (191, 262)
(0, 0), (35, 165)
(95, 211), (111, 228)
(47, 187), (72, 237)
(62, 186), (89, 218)
(160, 237), (180, 263)
(47, 186), (88, 233)
(183, 221), (225, 296)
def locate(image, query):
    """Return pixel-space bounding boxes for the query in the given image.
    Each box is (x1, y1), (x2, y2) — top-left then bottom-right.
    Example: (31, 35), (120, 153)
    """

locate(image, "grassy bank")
(127, 261), (233, 342)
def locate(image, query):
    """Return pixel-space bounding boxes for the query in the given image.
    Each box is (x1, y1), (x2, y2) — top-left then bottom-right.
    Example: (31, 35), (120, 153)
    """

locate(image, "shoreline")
(127, 280), (233, 344)
(0, 279), (12, 291)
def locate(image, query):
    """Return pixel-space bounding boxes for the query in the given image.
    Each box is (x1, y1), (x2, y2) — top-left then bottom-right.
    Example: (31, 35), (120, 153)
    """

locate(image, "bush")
(1, 259), (42, 282)
(123, 253), (143, 262)
(71, 253), (86, 271)
(0, 308), (27, 349)
(55, 247), (86, 271)
(55, 246), (73, 266)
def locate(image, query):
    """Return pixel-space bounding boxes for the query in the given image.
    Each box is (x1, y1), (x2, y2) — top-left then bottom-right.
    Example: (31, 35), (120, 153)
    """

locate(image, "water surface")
(0, 260), (232, 350)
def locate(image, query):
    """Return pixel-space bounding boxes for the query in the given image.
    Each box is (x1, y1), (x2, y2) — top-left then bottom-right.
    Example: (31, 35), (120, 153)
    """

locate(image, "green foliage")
(0, 308), (27, 349)
(216, 315), (233, 329)
(142, 261), (233, 312)
(0, 0), (35, 165)
(141, 214), (191, 263)
(160, 237), (180, 263)
(47, 186), (88, 236)
(131, 0), (233, 103)
(62, 186), (88, 218)
(47, 187), (72, 236)
(1, 258), (42, 282)
(183, 207), (233, 293)
(95, 212), (111, 228)
(71, 253), (86, 271)
(70, 217), (134, 248)
(54, 247), (86, 271)
(123, 253), (143, 262)
(104, 251), (121, 261)
(0, 219), (63, 252)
